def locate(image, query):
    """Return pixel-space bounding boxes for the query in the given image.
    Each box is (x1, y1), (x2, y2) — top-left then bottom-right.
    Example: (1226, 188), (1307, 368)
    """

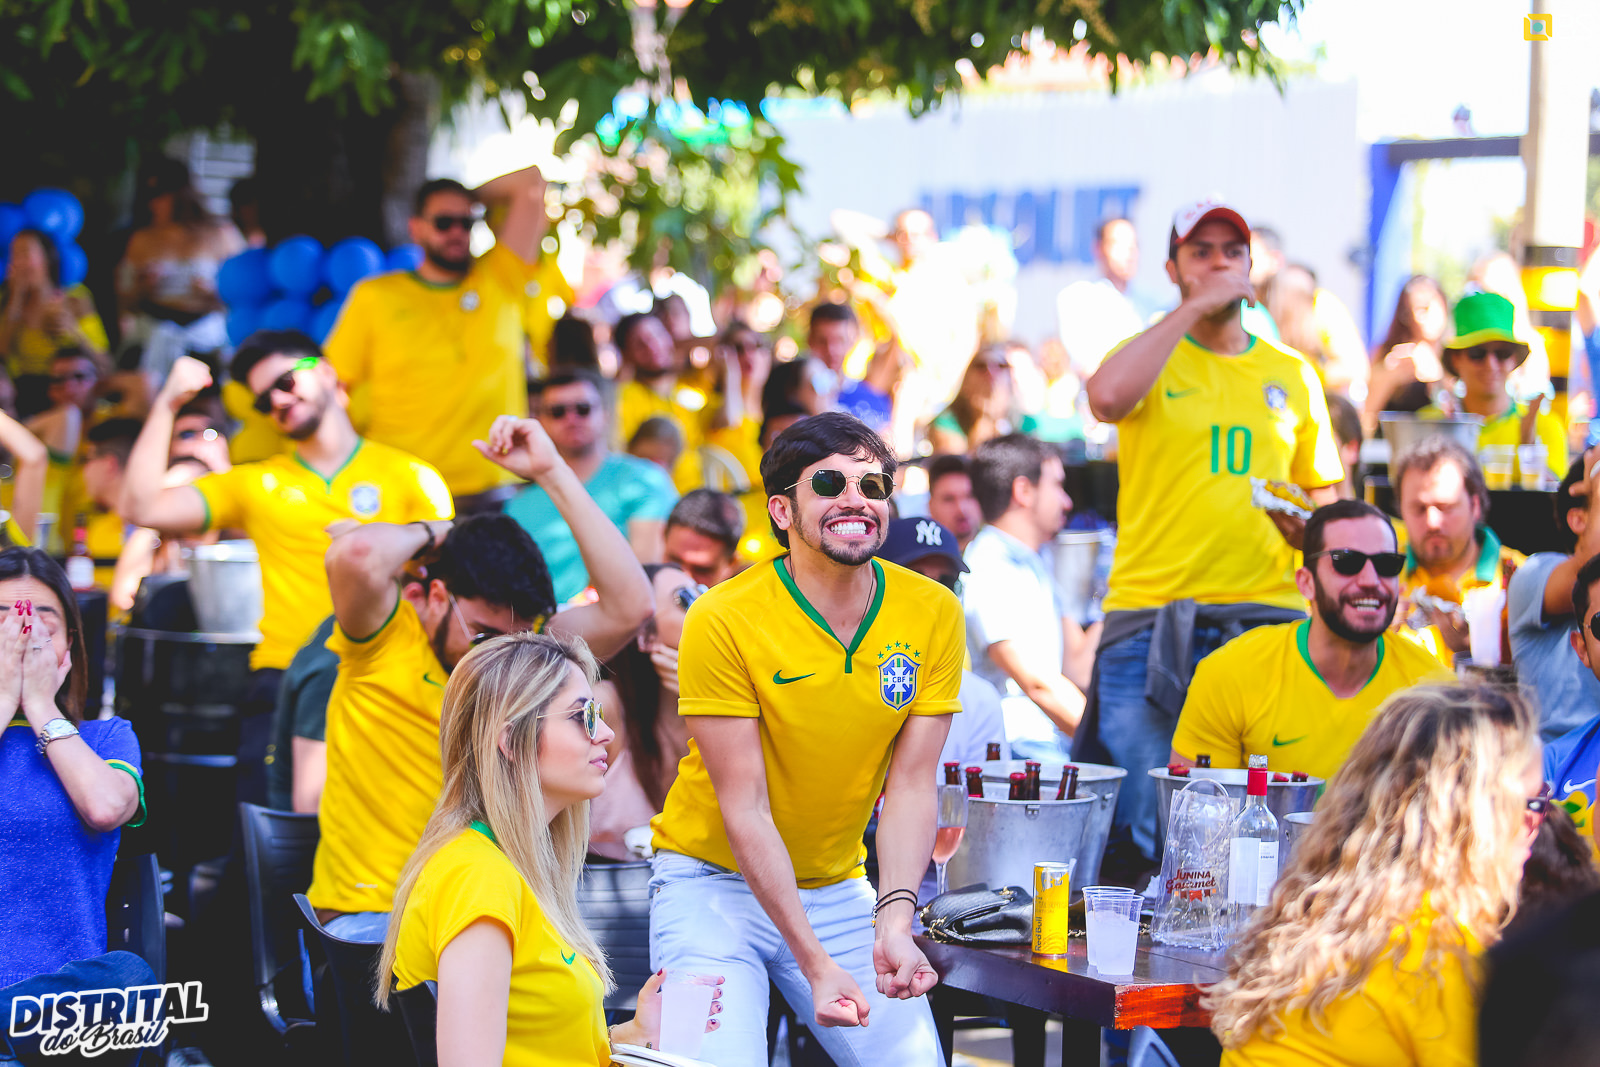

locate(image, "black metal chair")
(577, 860), (653, 1015)
(239, 803), (320, 1042)
(105, 851), (166, 984)
(294, 893), (412, 1065)
(393, 981), (438, 1067)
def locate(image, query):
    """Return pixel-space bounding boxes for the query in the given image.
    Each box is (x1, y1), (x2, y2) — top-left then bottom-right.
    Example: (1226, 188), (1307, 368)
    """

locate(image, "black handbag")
(918, 884), (1033, 945)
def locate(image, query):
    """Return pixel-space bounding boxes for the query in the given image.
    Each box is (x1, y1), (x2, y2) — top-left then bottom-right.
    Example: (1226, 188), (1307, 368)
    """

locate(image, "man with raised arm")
(649, 412), (963, 1066)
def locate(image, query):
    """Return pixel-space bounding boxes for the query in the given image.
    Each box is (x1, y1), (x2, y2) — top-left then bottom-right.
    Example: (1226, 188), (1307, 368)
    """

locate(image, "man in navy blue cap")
(875, 517), (1008, 774)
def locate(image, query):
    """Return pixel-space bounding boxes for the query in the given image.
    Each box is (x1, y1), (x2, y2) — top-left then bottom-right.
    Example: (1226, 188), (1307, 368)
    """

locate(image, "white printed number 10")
(1210, 424), (1252, 475)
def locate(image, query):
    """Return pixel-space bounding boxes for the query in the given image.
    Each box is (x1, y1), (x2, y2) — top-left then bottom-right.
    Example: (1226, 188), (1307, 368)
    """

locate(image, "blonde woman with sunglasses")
(1206, 683), (1546, 1065)
(377, 632), (720, 1066)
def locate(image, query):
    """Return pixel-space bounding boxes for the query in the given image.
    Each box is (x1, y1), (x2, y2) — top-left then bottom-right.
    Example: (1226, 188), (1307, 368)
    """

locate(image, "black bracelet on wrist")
(873, 889), (919, 916)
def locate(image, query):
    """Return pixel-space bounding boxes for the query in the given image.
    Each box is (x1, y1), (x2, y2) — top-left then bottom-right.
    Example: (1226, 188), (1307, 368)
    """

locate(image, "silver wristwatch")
(36, 717), (79, 754)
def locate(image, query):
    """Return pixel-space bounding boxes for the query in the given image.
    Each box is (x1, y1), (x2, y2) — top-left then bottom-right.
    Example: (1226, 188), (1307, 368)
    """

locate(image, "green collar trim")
(469, 820), (498, 844)
(772, 556), (885, 675)
(294, 437), (365, 491)
(1296, 619), (1385, 694)
(1403, 524), (1501, 584)
(408, 272), (463, 291)
(1184, 333), (1257, 356)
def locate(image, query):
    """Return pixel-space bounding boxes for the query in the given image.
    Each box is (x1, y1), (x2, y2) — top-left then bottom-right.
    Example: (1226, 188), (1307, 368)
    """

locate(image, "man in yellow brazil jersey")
(308, 414), (652, 939)
(1077, 198), (1344, 877)
(1170, 500), (1447, 780)
(324, 166), (572, 514)
(649, 412), (963, 1066)
(118, 333), (454, 796)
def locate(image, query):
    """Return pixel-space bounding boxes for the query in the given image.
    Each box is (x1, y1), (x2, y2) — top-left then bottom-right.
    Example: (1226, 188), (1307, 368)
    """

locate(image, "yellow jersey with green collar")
(308, 601), (448, 916)
(651, 556), (965, 888)
(1395, 525), (1525, 665)
(1172, 621), (1450, 780)
(192, 438), (452, 670)
(1105, 333), (1344, 612)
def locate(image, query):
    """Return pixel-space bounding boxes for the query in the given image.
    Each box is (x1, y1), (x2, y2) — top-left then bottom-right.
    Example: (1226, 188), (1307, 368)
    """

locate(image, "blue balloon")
(0, 204), (26, 249)
(268, 236), (324, 296)
(309, 299), (344, 344)
(226, 304), (264, 347)
(259, 296), (312, 332)
(217, 248), (274, 308)
(56, 243), (88, 289)
(23, 189), (83, 240)
(323, 237), (385, 294)
(386, 244), (424, 272)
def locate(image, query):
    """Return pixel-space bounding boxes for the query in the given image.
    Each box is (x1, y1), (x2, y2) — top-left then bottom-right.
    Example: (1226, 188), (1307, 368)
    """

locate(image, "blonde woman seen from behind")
(1207, 683), (1545, 1066)
(376, 632), (721, 1066)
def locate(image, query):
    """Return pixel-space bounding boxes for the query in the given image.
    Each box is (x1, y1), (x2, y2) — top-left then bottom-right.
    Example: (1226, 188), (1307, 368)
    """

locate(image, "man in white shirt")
(1056, 217), (1161, 379)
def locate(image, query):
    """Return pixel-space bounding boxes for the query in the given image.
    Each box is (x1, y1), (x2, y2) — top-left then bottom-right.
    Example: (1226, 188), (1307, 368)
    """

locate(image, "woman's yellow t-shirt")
(393, 827), (610, 1067)
(1222, 912), (1479, 1067)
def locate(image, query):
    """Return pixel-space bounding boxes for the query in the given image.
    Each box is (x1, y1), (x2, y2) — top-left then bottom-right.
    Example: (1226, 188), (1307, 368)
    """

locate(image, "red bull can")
(1032, 862), (1073, 957)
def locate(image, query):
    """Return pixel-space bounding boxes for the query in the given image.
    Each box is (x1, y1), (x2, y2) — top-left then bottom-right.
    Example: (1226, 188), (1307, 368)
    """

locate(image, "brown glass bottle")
(965, 766), (984, 798)
(944, 762), (961, 787)
(1007, 772), (1027, 800)
(1055, 764), (1080, 800)
(1195, 754), (1212, 769)
(1023, 761), (1042, 801)
(986, 742), (1003, 762)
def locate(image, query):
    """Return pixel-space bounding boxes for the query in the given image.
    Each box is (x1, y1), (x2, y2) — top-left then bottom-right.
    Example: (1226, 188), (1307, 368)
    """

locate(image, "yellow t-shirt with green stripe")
(192, 439), (452, 670)
(651, 557), (965, 887)
(393, 827), (609, 1067)
(1172, 621), (1450, 781)
(1105, 334), (1344, 611)
(307, 601), (447, 915)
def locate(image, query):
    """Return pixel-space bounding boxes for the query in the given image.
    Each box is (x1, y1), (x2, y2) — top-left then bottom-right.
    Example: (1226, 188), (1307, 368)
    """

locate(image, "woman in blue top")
(0, 548), (145, 990)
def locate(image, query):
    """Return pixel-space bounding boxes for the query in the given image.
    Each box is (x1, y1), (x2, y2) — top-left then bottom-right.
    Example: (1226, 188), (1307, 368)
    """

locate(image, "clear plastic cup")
(658, 972), (718, 1057)
(1083, 887), (1141, 975)
(1481, 445), (1515, 490)
(1517, 444), (1548, 490)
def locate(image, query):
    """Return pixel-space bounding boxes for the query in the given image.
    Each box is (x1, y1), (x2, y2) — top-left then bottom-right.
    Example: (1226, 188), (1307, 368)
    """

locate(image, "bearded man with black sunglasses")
(1171, 500), (1448, 780)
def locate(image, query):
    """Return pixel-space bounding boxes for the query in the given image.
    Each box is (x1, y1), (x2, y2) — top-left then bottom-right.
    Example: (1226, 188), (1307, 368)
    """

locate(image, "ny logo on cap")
(915, 520), (943, 547)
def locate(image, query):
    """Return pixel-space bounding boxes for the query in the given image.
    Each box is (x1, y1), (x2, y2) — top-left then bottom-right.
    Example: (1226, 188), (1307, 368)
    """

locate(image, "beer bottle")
(1195, 753), (1212, 769)
(986, 742), (1003, 762)
(66, 513), (94, 591)
(1055, 764), (1080, 800)
(965, 766), (984, 798)
(944, 761), (961, 787)
(1290, 771), (1309, 783)
(1007, 772), (1027, 800)
(1024, 761), (1041, 801)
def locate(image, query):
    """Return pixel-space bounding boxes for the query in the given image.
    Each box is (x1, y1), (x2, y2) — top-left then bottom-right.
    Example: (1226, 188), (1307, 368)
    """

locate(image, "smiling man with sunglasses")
(650, 412), (963, 1065)
(324, 166), (574, 513)
(1171, 500), (1448, 780)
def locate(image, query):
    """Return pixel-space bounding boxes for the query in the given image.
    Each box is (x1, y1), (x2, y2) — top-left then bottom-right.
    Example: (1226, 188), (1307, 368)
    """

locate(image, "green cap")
(1444, 291), (1526, 351)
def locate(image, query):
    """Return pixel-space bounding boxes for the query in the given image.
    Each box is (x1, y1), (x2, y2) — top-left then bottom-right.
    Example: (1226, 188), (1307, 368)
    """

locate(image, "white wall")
(773, 74), (1366, 346)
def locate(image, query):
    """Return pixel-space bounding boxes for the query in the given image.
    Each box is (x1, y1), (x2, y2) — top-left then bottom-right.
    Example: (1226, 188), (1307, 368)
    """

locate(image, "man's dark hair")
(549, 313), (599, 370)
(970, 433), (1055, 524)
(176, 395), (227, 429)
(1392, 435), (1491, 519)
(614, 312), (656, 356)
(231, 330), (322, 387)
(1554, 456), (1587, 554)
(808, 302), (858, 332)
(667, 489), (744, 555)
(412, 178), (476, 218)
(86, 417), (144, 467)
(50, 345), (98, 373)
(1302, 499), (1396, 562)
(926, 453), (970, 494)
(1094, 217), (1131, 246)
(429, 514), (556, 622)
(759, 412), (896, 549)
(1572, 554), (1600, 626)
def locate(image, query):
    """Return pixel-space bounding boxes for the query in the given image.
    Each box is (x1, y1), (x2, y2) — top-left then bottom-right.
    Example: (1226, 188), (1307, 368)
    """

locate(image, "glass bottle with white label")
(1227, 754), (1279, 935)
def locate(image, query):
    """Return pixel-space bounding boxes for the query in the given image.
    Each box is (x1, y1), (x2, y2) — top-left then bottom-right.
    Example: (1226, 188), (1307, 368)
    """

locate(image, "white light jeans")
(647, 850), (944, 1067)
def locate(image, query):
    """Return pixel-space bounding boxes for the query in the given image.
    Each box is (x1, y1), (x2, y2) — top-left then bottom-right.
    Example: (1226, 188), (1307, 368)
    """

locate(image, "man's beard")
(282, 396), (327, 441)
(793, 510), (884, 566)
(424, 246), (471, 275)
(430, 613), (457, 674)
(1313, 576), (1395, 644)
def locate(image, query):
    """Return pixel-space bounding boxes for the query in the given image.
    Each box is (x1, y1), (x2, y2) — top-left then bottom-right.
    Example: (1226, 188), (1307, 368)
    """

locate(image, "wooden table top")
(917, 934), (1228, 1031)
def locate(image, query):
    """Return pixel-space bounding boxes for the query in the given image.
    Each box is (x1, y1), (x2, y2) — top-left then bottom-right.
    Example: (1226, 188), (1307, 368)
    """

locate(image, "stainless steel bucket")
(943, 795), (1097, 903)
(1147, 768), (1324, 860)
(1049, 530), (1109, 625)
(1280, 811), (1316, 862)
(33, 512), (56, 553)
(181, 540), (264, 636)
(959, 760), (1127, 892)
(1378, 413), (1483, 466)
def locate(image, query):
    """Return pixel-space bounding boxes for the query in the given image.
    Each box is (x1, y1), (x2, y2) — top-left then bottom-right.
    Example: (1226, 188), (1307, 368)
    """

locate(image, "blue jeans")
(0, 951), (156, 1065)
(1093, 625), (1231, 862)
(648, 851), (943, 1067)
(302, 911), (390, 1012)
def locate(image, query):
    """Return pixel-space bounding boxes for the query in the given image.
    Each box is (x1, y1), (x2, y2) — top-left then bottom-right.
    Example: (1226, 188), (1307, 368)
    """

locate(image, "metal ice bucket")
(1049, 530), (1110, 626)
(1148, 768), (1324, 860)
(1279, 811), (1316, 862)
(1379, 413), (1483, 465)
(181, 540), (264, 636)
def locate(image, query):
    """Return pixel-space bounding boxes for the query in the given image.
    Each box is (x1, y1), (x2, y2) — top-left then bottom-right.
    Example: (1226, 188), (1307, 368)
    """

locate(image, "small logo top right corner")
(1524, 13), (1553, 41)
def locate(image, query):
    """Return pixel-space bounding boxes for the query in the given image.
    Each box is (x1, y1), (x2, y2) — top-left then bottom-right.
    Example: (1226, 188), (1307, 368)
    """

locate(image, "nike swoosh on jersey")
(1164, 387), (1201, 399)
(423, 672), (446, 688)
(1271, 733), (1308, 747)
(773, 670), (815, 685)
(561, 950), (576, 965)
(1563, 777), (1597, 796)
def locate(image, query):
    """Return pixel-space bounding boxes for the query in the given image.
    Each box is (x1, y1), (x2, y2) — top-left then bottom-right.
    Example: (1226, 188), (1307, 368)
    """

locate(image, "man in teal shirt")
(506, 368), (678, 601)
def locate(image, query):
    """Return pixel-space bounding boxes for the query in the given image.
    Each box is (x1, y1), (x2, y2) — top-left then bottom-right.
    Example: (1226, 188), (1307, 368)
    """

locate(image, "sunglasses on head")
(1461, 344), (1524, 364)
(1527, 784), (1554, 821)
(786, 469), (893, 500)
(544, 402), (593, 420)
(429, 214), (477, 233)
(1306, 548), (1406, 578)
(252, 356), (319, 415)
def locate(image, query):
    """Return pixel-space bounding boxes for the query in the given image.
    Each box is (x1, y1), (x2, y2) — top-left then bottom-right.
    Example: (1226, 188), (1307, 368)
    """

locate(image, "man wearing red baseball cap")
(1077, 197), (1346, 878)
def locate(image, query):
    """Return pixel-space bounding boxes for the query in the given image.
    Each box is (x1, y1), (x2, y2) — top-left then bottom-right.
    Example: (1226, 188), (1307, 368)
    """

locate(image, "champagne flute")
(932, 783), (969, 896)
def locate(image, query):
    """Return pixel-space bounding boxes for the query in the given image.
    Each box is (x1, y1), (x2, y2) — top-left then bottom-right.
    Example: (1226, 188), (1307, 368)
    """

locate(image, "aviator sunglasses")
(1305, 549), (1406, 578)
(429, 214), (478, 233)
(253, 356), (320, 414)
(785, 470), (893, 500)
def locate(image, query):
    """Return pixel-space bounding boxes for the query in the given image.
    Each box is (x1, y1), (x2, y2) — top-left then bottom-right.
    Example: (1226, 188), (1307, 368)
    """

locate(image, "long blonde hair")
(375, 631), (613, 1008)
(1205, 683), (1538, 1046)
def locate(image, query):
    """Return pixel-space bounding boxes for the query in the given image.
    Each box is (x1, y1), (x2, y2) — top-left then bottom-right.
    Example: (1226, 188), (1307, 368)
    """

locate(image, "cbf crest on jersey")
(877, 642), (921, 710)
(349, 482), (382, 518)
(1263, 381), (1289, 412)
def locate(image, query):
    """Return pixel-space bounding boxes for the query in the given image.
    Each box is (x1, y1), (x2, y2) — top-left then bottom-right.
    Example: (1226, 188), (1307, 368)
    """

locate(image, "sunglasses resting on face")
(253, 356), (320, 415)
(543, 402), (593, 420)
(786, 470), (893, 500)
(1306, 549), (1406, 578)
(429, 215), (478, 233)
